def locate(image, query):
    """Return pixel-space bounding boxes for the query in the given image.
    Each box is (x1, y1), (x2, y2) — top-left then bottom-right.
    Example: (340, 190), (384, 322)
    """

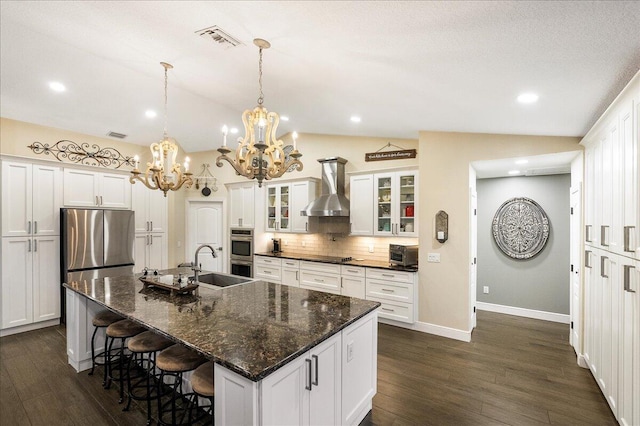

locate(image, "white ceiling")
(472, 151), (581, 179)
(1, 1), (639, 156)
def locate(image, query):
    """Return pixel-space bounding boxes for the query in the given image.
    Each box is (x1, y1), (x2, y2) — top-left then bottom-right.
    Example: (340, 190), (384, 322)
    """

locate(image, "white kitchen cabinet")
(132, 182), (167, 233)
(365, 268), (417, 324)
(597, 253), (620, 411)
(261, 330), (341, 426)
(227, 182), (255, 228)
(254, 256), (282, 283)
(340, 265), (366, 298)
(266, 179), (318, 233)
(290, 180), (318, 233)
(63, 168), (131, 209)
(134, 233), (166, 272)
(621, 97), (639, 257)
(282, 259), (300, 287)
(373, 170), (418, 237)
(348, 174), (374, 236)
(619, 258), (639, 426)
(1, 236), (60, 330)
(299, 261), (341, 295)
(2, 161), (62, 237)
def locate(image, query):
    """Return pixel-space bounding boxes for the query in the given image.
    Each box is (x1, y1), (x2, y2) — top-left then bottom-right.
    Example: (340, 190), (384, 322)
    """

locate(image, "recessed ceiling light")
(230, 127), (238, 134)
(350, 116), (361, 123)
(517, 93), (538, 104)
(508, 170), (521, 175)
(145, 110), (157, 118)
(280, 116), (289, 122)
(49, 82), (66, 92)
(515, 159), (528, 165)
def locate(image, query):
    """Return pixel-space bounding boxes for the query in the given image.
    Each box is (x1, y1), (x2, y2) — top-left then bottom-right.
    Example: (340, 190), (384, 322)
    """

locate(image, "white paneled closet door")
(187, 201), (223, 273)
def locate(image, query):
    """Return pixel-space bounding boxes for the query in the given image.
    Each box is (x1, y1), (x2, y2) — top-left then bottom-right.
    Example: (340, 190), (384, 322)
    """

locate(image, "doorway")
(186, 200), (224, 273)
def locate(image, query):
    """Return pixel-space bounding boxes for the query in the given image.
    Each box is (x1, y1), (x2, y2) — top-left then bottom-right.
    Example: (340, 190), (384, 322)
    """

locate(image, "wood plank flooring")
(0, 311), (616, 425)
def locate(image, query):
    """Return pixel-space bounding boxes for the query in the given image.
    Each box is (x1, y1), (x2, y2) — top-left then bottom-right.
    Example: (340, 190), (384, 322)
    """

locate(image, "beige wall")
(418, 131), (582, 332)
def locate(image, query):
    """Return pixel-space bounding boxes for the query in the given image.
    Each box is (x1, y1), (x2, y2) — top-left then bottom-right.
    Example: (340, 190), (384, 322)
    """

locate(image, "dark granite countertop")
(63, 267), (379, 382)
(254, 252), (418, 272)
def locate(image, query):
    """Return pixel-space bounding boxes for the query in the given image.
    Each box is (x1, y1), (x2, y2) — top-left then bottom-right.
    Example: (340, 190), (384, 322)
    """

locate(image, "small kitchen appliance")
(271, 238), (282, 253)
(230, 228), (254, 277)
(389, 244), (419, 267)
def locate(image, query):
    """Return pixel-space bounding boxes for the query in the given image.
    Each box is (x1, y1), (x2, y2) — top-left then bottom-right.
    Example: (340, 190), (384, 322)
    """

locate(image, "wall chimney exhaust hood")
(301, 157), (350, 217)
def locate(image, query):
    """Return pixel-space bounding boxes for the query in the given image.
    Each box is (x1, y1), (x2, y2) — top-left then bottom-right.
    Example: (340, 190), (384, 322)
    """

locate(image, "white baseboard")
(476, 302), (570, 324)
(0, 319), (60, 337)
(378, 317), (471, 342)
(577, 354), (589, 369)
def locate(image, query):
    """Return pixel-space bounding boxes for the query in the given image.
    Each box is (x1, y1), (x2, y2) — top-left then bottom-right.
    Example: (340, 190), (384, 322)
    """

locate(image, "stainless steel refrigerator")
(60, 208), (135, 319)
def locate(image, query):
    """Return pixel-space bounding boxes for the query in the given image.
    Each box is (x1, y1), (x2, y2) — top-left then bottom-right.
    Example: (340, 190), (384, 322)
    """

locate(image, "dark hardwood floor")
(1, 311), (616, 425)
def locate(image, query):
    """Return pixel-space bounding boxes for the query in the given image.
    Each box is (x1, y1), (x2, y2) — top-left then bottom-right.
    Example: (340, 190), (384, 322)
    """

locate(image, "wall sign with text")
(365, 149), (417, 162)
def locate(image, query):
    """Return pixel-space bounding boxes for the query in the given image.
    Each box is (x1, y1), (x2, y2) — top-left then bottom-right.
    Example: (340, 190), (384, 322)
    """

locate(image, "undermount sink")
(190, 272), (252, 288)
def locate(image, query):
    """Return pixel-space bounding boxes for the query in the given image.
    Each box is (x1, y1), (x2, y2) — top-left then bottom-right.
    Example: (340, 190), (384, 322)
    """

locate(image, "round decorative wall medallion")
(492, 197), (550, 259)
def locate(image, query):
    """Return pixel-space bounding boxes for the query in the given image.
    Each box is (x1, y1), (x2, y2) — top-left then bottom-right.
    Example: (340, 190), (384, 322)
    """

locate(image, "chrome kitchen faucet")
(192, 244), (217, 282)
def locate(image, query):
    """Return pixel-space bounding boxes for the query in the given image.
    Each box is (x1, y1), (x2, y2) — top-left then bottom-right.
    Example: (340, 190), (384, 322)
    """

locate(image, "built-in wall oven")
(230, 228), (253, 277)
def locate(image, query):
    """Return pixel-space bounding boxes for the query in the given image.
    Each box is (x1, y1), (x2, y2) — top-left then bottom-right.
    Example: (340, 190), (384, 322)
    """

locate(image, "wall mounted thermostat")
(436, 210), (448, 243)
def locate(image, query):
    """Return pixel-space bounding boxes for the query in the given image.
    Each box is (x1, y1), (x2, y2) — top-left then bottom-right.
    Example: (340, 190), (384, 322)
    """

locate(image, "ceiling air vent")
(107, 131), (127, 139)
(195, 26), (241, 48)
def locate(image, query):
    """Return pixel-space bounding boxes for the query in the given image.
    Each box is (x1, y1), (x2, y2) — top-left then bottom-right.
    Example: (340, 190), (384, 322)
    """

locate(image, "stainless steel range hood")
(301, 157), (350, 217)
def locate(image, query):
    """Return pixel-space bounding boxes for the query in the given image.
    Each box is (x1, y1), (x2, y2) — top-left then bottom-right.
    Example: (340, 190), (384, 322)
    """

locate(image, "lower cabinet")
(365, 268), (417, 324)
(1, 236), (60, 330)
(341, 265), (366, 298)
(282, 259), (300, 287)
(134, 233), (166, 272)
(618, 257), (639, 426)
(299, 261), (341, 295)
(261, 332), (342, 426)
(254, 256), (282, 283)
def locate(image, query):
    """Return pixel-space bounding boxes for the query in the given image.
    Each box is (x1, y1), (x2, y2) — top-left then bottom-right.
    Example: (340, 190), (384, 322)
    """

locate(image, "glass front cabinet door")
(374, 171), (418, 237)
(266, 184), (291, 232)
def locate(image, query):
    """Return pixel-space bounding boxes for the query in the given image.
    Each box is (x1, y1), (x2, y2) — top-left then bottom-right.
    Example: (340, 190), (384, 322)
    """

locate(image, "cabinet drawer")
(366, 268), (414, 284)
(366, 279), (413, 303)
(300, 260), (341, 275)
(368, 298), (413, 323)
(300, 270), (340, 294)
(341, 265), (365, 277)
(255, 256), (282, 267)
(255, 266), (282, 282)
(282, 259), (300, 268)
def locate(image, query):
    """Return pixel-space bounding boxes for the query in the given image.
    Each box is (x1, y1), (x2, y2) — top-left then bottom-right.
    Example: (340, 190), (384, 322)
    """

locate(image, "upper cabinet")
(266, 179), (318, 233)
(63, 168), (131, 209)
(374, 170), (418, 237)
(228, 182), (255, 228)
(349, 174), (374, 236)
(132, 183), (167, 234)
(2, 161), (62, 237)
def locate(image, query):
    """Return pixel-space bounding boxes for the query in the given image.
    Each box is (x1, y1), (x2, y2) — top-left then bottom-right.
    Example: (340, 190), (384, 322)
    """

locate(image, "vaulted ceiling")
(1, 1), (639, 153)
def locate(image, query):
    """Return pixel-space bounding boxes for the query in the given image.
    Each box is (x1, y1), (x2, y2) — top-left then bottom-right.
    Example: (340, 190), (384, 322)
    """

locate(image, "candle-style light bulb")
(133, 155), (140, 169)
(292, 131), (298, 150)
(222, 125), (228, 147)
(184, 156), (190, 172)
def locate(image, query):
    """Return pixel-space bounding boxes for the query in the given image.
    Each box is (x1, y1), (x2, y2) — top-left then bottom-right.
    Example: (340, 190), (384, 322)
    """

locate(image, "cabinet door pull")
(600, 225), (609, 247)
(584, 250), (592, 268)
(100, 196), (103, 206)
(381, 288), (395, 293)
(341, 277), (343, 288)
(28, 239), (31, 252)
(95, 196), (99, 206)
(600, 256), (609, 278)
(239, 218), (243, 227)
(311, 354), (319, 386)
(305, 222), (308, 232)
(150, 221), (153, 230)
(34, 240), (37, 252)
(585, 225), (592, 242)
(623, 265), (636, 293)
(381, 307), (394, 313)
(623, 226), (635, 253)
(314, 278), (325, 283)
(34, 221), (37, 234)
(305, 358), (312, 390)
(296, 271), (299, 281)
(264, 270), (271, 274)
(382, 273), (394, 278)
(27, 221), (31, 234)
(150, 235), (153, 245)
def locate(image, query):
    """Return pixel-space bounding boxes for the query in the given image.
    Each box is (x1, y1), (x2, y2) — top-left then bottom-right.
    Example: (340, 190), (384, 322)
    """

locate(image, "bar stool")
(156, 344), (206, 425)
(89, 310), (124, 385)
(124, 330), (174, 425)
(189, 361), (215, 425)
(105, 319), (147, 403)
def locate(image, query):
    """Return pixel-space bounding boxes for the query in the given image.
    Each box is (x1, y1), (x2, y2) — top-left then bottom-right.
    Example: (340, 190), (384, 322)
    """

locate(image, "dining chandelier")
(216, 38), (302, 187)
(130, 62), (193, 197)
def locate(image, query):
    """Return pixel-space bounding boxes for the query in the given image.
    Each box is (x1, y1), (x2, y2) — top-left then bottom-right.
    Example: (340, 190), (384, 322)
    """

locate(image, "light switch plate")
(483, 286), (489, 294)
(427, 253), (441, 263)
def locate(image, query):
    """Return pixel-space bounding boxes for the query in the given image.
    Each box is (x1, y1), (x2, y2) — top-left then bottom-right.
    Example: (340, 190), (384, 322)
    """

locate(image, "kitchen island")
(64, 268), (379, 425)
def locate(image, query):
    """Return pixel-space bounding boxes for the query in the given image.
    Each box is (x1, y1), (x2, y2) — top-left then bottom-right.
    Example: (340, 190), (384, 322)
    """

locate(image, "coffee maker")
(271, 238), (282, 253)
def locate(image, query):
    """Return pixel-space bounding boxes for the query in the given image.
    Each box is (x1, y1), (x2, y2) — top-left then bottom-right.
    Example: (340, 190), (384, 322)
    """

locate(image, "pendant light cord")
(257, 47), (264, 106)
(163, 64), (169, 138)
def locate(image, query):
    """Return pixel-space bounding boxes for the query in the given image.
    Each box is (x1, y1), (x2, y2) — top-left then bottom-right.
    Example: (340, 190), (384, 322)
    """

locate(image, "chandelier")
(130, 62), (193, 197)
(216, 38), (302, 187)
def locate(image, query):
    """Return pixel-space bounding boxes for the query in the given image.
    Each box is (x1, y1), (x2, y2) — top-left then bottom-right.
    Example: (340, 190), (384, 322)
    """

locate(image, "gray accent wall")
(477, 174), (570, 314)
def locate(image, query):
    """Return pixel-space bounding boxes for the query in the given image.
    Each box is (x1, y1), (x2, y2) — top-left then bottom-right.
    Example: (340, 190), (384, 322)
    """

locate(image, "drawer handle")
(624, 265), (636, 293)
(264, 260), (272, 263)
(264, 270), (272, 274)
(624, 226), (635, 253)
(382, 274), (394, 278)
(381, 307), (395, 312)
(347, 269), (357, 273)
(584, 250), (592, 269)
(381, 288), (395, 293)
(585, 225), (592, 242)
(600, 256), (609, 278)
(314, 278), (325, 283)
(600, 225), (609, 247)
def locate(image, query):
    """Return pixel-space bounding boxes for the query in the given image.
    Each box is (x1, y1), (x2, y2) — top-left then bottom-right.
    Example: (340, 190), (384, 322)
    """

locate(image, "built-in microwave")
(389, 244), (419, 267)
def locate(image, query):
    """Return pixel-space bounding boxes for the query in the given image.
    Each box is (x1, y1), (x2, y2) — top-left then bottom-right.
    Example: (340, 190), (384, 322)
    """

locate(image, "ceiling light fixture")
(145, 110), (157, 118)
(508, 170), (521, 175)
(515, 159), (529, 165)
(130, 62), (193, 197)
(280, 116), (290, 121)
(517, 93), (539, 104)
(49, 81), (66, 92)
(216, 38), (302, 187)
(350, 116), (361, 123)
(230, 127), (238, 134)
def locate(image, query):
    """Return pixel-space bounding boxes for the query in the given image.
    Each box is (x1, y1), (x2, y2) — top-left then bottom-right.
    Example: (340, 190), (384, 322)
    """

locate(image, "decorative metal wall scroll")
(27, 140), (135, 169)
(492, 197), (550, 259)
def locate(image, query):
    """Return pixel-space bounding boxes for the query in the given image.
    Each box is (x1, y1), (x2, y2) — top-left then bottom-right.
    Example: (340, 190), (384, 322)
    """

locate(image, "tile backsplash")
(262, 233), (419, 262)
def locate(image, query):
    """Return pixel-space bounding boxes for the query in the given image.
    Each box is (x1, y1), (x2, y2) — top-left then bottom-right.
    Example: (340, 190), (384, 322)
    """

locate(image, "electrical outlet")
(177, 241), (181, 248)
(284, 240), (288, 246)
(483, 286), (489, 294)
(368, 244), (374, 253)
(427, 253), (441, 262)
(347, 341), (354, 362)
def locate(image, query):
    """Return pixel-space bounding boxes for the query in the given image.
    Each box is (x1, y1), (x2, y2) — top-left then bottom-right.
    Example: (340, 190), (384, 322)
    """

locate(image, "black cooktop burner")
(298, 254), (354, 264)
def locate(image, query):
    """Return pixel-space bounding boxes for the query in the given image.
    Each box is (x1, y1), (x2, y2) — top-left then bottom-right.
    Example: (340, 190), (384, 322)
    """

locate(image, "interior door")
(570, 184), (582, 351)
(187, 201), (223, 273)
(469, 188), (478, 331)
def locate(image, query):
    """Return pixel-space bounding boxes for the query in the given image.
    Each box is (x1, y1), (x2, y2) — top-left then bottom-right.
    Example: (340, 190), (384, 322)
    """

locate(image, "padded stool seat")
(106, 319), (147, 339)
(92, 310), (124, 327)
(105, 319), (146, 403)
(157, 345), (205, 373)
(128, 331), (173, 353)
(191, 361), (215, 398)
(89, 310), (124, 381)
